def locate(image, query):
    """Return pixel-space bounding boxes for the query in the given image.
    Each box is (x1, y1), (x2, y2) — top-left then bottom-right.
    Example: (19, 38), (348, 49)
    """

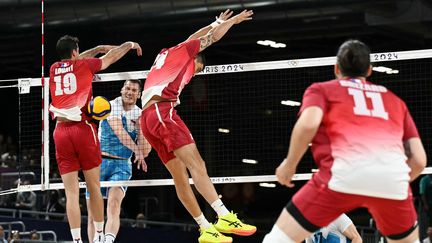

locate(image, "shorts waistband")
(102, 154), (128, 160)
(56, 119), (93, 127)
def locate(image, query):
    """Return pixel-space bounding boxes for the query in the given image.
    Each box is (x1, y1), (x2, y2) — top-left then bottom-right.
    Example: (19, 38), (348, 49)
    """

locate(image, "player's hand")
(134, 151), (148, 172)
(217, 9), (233, 21)
(276, 159), (296, 188)
(98, 45), (117, 54)
(231, 9), (253, 25)
(130, 42), (142, 56)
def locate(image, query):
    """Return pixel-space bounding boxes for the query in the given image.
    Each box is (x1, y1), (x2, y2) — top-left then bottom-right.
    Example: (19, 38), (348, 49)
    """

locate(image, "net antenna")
(1, 48), (431, 193)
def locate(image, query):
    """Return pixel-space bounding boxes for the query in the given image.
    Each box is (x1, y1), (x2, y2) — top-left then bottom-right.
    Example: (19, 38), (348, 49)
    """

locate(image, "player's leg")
(83, 166), (105, 243)
(54, 123), (83, 243)
(263, 209), (310, 243)
(366, 193), (419, 243)
(174, 144), (256, 236)
(104, 187), (124, 243)
(103, 158), (132, 243)
(165, 157), (233, 243)
(61, 171), (83, 243)
(86, 198), (95, 243)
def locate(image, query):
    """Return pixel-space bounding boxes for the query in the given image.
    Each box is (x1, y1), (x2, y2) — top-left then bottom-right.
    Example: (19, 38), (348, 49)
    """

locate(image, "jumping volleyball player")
(87, 79), (151, 243)
(49, 35), (142, 243)
(263, 40), (427, 243)
(140, 9), (256, 243)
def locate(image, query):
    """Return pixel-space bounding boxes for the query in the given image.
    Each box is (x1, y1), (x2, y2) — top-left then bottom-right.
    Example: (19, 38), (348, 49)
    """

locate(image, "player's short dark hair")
(124, 79), (142, 91)
(337, 40), (371, 77)
(56, 35), (79, 60)
(196, 53), (207, 70)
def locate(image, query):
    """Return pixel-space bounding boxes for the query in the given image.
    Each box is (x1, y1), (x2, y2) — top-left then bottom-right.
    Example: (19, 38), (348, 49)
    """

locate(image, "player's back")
(49, 58), (101, 121)
(308, 78), (416, 200)
(141, 39), (200, 107)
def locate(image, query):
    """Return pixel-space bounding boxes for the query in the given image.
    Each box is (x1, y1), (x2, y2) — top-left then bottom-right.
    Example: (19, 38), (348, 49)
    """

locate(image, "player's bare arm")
(100, 41), (142, 70)
(198, 9), (253, 52)
(186, 9), (233, 41)
(342, 224), (363, 243)
(404, 137), (427, 181)
(107, 117), (146, 172)
(276, 106), (323, 188)
(79, 45), (117, 59)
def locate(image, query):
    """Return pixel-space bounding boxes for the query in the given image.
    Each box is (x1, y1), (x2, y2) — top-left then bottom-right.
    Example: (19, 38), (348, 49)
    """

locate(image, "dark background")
(0, 0), (432, 239)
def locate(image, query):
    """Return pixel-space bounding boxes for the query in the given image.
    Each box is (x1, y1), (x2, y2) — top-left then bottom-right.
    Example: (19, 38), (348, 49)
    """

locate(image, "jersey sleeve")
(403, 109), (419, 140)
(334, 214), (353, 234)
(299, 83), (327, 114)
(84, 58), (102, 74)
(183, 39), (201, 57)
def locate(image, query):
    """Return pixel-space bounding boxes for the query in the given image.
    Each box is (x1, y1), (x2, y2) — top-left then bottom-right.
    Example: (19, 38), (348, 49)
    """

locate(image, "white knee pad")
(262, 225), (296, 243)
(413, 240), (420, 243)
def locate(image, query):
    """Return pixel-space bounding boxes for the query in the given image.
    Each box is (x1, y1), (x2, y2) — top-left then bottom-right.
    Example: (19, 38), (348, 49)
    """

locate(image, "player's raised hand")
(134, 151), (148, 172)
(276, 159), (296, 188)
(217, 9), (234, 21)
(231, 9), (253, 24)
(129, 42), (142, 56)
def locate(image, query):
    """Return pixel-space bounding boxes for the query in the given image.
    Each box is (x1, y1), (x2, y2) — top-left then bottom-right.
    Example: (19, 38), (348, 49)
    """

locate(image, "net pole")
(41, 0), (49, 190)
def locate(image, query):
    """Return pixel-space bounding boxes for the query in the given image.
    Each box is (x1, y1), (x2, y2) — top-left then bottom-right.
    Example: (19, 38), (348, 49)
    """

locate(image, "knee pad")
(262, 225), (295, 243)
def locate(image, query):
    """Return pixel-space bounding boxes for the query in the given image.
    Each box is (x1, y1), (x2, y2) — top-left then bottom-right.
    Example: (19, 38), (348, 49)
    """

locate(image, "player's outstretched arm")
(79, 45), (117, 59)
(276, 106), (323, 188)
(404, 137), (427, 181)
(99, 41), (142, 71)
(186, 9), (233, 41)
(198, 9), (253, 52)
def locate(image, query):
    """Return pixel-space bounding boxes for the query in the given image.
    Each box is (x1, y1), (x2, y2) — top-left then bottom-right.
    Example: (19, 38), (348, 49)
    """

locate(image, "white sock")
(262, 225), (295, 243)
(194, 213), (212, 229)
(211, 199), (230, 217)
(93, 221), (104, 242)
(70, 228), (82, 243)
(104, 233), (116, 243)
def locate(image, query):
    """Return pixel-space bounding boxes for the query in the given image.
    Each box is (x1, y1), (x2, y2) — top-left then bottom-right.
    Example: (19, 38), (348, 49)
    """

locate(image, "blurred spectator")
(0, 134), (6, 156)
(133, 213), (147, 228)
(0, 225), (7, 243)
(44, 190), (65, 220)
(30, 230), (40, 241)
(420, 174), (432, 243)
(15, 181), (36, 210)
(8, 230), (19, 242)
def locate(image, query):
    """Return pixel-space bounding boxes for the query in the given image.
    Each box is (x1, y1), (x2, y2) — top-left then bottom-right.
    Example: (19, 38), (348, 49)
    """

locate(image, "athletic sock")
(70, 228), (82, 243)
(211, 199), (230, 217)
(93, 221), (104, 242)
(104, 233), (116, 243)
(194, 213), (212, 229)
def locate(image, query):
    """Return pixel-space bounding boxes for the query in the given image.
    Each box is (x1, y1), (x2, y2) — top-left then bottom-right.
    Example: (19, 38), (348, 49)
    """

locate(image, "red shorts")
(53, 120), (102, 175)
(140, 102), (195, 164)
(287, 177), (417, 238)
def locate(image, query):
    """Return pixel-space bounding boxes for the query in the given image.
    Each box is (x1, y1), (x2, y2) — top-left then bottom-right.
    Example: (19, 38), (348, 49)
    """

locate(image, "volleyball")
(88, 96), (111, 120)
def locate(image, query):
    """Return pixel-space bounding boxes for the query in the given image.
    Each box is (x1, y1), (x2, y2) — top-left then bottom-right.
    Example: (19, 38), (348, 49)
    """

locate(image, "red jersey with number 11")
(301, 78), (419, 200)
(49, 58), (101, 121)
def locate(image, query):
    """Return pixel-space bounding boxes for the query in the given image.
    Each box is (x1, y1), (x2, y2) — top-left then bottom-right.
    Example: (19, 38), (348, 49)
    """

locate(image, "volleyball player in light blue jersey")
(87, 79), (151, 243)
(306, 214), (362, 243)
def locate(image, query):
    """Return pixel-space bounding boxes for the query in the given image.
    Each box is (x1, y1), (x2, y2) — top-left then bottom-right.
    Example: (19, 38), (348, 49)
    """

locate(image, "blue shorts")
(86, 157), (132, 199)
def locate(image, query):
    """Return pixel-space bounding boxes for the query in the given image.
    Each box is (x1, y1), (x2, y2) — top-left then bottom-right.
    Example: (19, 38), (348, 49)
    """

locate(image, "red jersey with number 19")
(141, 39), (200, 107)
(49, 58), (102, 121)
(301, 78), (419, 200)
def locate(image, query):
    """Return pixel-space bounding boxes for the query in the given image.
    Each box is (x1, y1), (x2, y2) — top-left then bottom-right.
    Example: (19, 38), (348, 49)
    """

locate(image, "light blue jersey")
(306, 214), (353, 243)
(98, 97), (141, 159)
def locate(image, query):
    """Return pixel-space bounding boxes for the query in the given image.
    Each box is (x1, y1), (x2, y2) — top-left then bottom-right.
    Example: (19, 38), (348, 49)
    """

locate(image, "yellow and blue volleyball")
(88, 96), (111, 120)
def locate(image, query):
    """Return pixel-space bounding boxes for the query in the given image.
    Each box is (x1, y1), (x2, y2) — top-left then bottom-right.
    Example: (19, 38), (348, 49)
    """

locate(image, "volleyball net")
(1, 49), (431, 193)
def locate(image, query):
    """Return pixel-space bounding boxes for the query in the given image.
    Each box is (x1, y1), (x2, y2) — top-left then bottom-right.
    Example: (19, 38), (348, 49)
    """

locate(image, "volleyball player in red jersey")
(140, 9), (256, 243)
(263, 40), (427, 243)
(49, 35), (142, 243)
